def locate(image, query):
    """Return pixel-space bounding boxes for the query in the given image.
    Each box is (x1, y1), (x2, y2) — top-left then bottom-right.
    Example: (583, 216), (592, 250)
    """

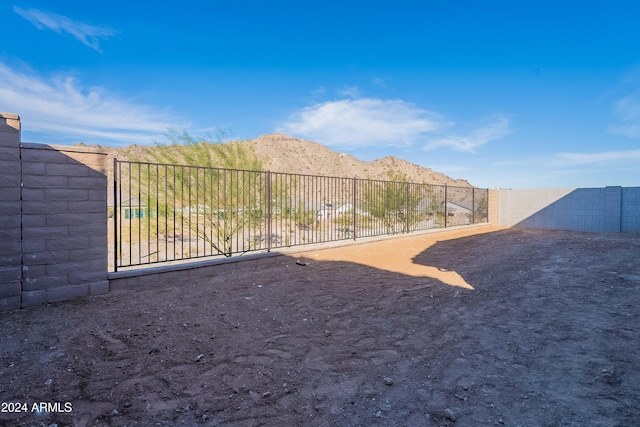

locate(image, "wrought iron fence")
(112, 159), (489, 270)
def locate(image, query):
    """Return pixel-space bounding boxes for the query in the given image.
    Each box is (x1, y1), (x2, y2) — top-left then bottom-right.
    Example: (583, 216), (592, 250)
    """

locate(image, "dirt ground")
(1, 227), (639, 426)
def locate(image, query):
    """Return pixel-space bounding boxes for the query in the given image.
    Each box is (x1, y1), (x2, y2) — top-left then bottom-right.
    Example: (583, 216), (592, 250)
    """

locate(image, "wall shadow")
(18, 143), (109, 307)
(293, 226), (501, 290)
(500, 186), (640, 233)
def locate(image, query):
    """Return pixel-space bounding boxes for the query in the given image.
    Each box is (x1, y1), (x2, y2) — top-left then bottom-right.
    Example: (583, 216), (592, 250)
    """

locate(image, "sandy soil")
(1, 228), (639, 426)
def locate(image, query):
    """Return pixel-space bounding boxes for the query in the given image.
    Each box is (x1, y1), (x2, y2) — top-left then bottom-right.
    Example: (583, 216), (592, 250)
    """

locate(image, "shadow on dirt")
(1, 229), (639, 426)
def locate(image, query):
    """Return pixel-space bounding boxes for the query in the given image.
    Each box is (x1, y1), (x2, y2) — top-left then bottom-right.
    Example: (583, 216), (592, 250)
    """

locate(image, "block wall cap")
(21, 142), (108, 155)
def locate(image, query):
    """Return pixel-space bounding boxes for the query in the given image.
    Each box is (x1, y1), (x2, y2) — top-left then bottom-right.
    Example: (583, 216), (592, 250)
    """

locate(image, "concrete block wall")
(0, 113), (22, 309)
(621, 187), (640, 232)
(488, 189), (499, 226)
(498, 188), (574, 229)
(603, 186), (622, 232)
(0, 113), (109, 309)
(498, 186), (639, 233)
(20, 143), (109, 306)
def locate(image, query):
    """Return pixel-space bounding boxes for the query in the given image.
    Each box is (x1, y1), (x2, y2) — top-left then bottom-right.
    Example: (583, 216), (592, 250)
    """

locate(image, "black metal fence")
(112, 159), (489, 270)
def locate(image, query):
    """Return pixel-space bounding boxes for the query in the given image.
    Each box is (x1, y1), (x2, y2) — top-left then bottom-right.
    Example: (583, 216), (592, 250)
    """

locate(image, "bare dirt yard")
(1, 228), (639, 426)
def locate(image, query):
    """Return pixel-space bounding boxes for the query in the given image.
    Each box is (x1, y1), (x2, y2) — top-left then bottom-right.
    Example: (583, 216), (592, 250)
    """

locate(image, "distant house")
(316, 203), (335, 219)
(446, 201), (474, 216)
(124, 207), (154, 219)
(416, 198), (437, 214)
(335, 203), (367, 216)
(119, 195), (154, 220)
(317, 202), (369, 219)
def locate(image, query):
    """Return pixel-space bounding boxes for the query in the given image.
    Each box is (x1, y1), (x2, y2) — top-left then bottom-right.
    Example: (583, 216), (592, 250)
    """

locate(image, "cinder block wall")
(621, 187), (640, 232)
(498, 187), (639, 233)
(0, 113), (22, 309)
(498, 188), (575, 228)
(488, 189), (499, 226)
(20, 143), (109, 306)
(0, 113), (109, 309)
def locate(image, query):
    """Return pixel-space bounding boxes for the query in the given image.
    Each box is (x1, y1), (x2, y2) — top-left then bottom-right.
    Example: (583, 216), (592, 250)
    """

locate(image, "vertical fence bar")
(215, 169), (220, 255)
(210, 169), (215, 255)
(154, 164), (159, 263)
(136, 164), (141, 265)
(311, 173), (316, 244)
(146, 163), (151, 264)
(172, 165), (176, 261)
(267, 170), (272, 252)
(235, 169), (240, 255)
(113, 158), (119, 272)
(195, 166), (199, 257)
(235, 169), (239, 254)
(472, 187), (476, 224)
(162, 165), (167, 261)
(127, 162), (132, 266)
(203, 167), (208, 256)
(180, 166), (185, 259)
(444, 184), (448, 228)
(353, 177), (357, 240)
(405, 182), (409, 233)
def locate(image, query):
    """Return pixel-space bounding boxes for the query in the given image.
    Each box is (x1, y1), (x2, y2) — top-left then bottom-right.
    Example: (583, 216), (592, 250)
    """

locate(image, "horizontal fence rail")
(112, 159), (489, 271)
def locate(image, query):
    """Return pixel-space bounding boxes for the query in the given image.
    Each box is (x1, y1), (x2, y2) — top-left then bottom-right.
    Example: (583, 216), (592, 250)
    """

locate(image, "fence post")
(353, 177), (357, 240)
(472, 187), (476, 225)
(405, 182), (410, 233)
(444, 185), (448, 228)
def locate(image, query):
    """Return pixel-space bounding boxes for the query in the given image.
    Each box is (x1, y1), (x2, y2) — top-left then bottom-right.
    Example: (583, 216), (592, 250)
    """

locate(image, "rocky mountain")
(110, 133), (473, 188)
(241, 134), (472, 187)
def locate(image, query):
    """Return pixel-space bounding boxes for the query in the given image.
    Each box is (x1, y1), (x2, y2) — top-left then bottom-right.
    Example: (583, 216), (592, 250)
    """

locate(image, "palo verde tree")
(473, 189), (489, 223)
(122, 129), (266, 258)
(359, 172), (426, 234)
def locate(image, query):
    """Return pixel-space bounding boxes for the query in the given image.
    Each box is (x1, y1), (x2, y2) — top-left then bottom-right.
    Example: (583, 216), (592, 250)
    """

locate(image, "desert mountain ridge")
(108, 133), (474, 188)
(244, 134), (472, 187)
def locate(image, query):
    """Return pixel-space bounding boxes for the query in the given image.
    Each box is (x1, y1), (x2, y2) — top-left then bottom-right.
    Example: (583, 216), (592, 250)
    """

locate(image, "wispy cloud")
(0, 62), (179, 146)
(556, 148), (640, 164)
(372, 77), (388, 88)
(13, 6), (115, 52)
(339, 86), (361, 98)
(422, 116), (511, 152)
(278, 98), (448, 149)
(609, 93), (640, 138)
(310, 86), (327, 97)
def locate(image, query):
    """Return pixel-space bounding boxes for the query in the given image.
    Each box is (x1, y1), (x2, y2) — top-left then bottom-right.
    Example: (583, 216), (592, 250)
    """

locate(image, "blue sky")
(1, 1), (640, 189)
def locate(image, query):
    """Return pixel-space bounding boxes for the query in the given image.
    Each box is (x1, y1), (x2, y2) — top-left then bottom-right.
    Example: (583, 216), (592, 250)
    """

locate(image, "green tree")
(359, 173), (425, 234)
(473, 189), (489, 223)
(121, 129), (266, 259)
